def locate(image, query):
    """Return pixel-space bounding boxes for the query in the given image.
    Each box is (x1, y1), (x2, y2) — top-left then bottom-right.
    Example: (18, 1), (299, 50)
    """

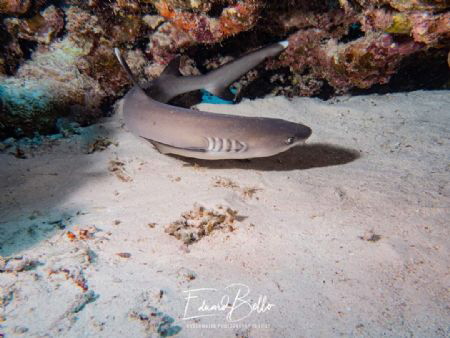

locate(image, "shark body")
(116, 41), (312, 160)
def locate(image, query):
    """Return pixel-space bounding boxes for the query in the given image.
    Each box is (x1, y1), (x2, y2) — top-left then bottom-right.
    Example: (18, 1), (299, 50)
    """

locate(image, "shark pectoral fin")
(148, 139), (207, 155)
(160, 56), (182, 78)
(148, 140), (170, 154)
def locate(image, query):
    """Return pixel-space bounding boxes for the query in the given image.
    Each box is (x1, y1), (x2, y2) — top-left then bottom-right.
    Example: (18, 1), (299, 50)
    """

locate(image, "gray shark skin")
(115, 41), (312, 160)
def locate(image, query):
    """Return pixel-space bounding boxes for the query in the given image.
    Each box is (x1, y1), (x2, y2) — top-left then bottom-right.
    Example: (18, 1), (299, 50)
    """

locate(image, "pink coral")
(148, 22), (192, 63)
(279, 30), (423, 95)
(381, 0), (449, 12)
(278, 8), (351, 35)
(349, 0), (449, 11)
(320, 33), (422, 91)
(156, 0), (261, 40)
(148, 0), (261, 62)
(361, 8), (450, 47)
(410, 12), (450, 47)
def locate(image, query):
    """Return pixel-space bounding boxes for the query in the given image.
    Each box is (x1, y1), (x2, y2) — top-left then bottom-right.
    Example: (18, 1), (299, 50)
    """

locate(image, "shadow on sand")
(0, 126), (114, 257)
(169, 143), (360, 171)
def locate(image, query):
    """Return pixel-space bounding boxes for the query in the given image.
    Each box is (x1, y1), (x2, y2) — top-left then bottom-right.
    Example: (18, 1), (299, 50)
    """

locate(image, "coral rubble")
(165, 204), (240, 245)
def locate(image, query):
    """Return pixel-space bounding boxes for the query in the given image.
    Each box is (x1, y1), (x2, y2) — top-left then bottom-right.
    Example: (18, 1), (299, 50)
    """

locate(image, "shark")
(115, 41), (312, 160)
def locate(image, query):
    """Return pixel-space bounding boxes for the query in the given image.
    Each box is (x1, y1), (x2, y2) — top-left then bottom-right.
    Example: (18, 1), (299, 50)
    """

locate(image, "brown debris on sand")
(48, 267), (89, 292)
(108, 159), (133, 182)
(359, 231), (382, 242)
(85, 137), (118, 154)
(165, 204), (241, 245)
(0, 256), (39, 273)
(212, 176), (262, 199)
(66, 226), (99, 241)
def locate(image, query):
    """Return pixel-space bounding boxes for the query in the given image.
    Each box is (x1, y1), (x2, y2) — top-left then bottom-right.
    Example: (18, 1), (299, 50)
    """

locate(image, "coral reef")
(353, 0), (449, 12)
(148, 0), (261, 62)
(5, 5), (64, 45)
(0, 0), (449, 138)
(279, 31), (423, 94)
(0, 0), (31, 15)
(268, 0), (449, 96)
(0, 4), (150, 138)
(362, 8), (450, 47)
(0, 38), (104, 138)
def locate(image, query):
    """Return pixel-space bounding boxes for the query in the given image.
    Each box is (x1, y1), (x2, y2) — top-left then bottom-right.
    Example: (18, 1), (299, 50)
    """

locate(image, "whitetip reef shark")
(115, 40), (312, 160)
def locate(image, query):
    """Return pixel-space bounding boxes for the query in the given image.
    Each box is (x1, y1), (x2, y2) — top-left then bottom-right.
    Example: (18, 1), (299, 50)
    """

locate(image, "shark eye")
(285, 136), (295, 145)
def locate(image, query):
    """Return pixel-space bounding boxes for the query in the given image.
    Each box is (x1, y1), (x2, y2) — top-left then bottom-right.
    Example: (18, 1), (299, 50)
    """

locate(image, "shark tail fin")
(114, 48), (141, 88)
(201, 40), (289, 103)
(160, 56), (182, 78)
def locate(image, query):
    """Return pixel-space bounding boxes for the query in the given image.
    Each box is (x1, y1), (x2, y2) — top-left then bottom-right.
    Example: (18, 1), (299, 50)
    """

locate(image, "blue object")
(200, 88), (237, 105)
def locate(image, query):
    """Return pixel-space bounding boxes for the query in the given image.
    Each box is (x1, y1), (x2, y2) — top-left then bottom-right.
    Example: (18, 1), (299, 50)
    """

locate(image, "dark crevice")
(314, 81), (335, 100)
(207, 2), (226, 18)
(18, 39), (38, 60)
(338, 22), (364, 43)
(350, 48), (450, 95)
(266, 0), (340, 12)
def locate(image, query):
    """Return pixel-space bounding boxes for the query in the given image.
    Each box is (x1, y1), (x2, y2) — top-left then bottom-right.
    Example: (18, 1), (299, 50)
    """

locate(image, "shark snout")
(296, 124), (312, 140)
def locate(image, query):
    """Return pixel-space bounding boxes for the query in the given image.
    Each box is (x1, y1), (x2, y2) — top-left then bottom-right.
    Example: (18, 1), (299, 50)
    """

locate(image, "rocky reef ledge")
(0, 0), (449, 139)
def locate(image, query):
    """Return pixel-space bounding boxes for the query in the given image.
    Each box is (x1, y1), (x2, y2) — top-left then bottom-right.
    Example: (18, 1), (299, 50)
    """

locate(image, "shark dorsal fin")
(160, 56), (182, 78)
(114, 48), (141, 88)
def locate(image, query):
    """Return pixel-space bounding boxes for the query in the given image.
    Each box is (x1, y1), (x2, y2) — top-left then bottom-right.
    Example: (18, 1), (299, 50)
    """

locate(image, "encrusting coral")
(147, 0), (261, 62)
(268, 0), (449, 95)
(0, 0), (449, 138)
(352, 0), (449, 12)
(0, 38), (104, 137)
(0, 0), (32, 15)
(361, 8), (450, 47)
(5, 5), (64, 44)
(0, 3), (150, 138)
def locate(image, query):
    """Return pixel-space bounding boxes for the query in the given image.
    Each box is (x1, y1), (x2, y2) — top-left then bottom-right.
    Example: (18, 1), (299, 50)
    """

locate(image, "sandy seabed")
(0, 90), (449, 337)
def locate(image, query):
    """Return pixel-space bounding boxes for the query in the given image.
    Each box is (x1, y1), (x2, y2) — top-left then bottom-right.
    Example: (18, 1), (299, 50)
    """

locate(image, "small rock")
(142, 15), (165, 30)
(116, 252), (131, 258)
(359, 231), (382, 242)
(177, 267), (197, 281)
(13, 326), (29, 334)
(1, 256), (39, 273)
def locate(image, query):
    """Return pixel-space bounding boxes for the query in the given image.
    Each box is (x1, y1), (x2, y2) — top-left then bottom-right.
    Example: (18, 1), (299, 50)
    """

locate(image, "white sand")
(0, 90), (449, 337)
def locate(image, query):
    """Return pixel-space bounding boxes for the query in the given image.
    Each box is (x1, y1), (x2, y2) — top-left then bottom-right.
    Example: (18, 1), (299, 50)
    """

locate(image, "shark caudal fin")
(149, 140), (171, 154)
(114, 48), (141, 88)
(202, 40), (289, 102)
(159, 56), (182, 78)
(279, 40), (289, 48)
